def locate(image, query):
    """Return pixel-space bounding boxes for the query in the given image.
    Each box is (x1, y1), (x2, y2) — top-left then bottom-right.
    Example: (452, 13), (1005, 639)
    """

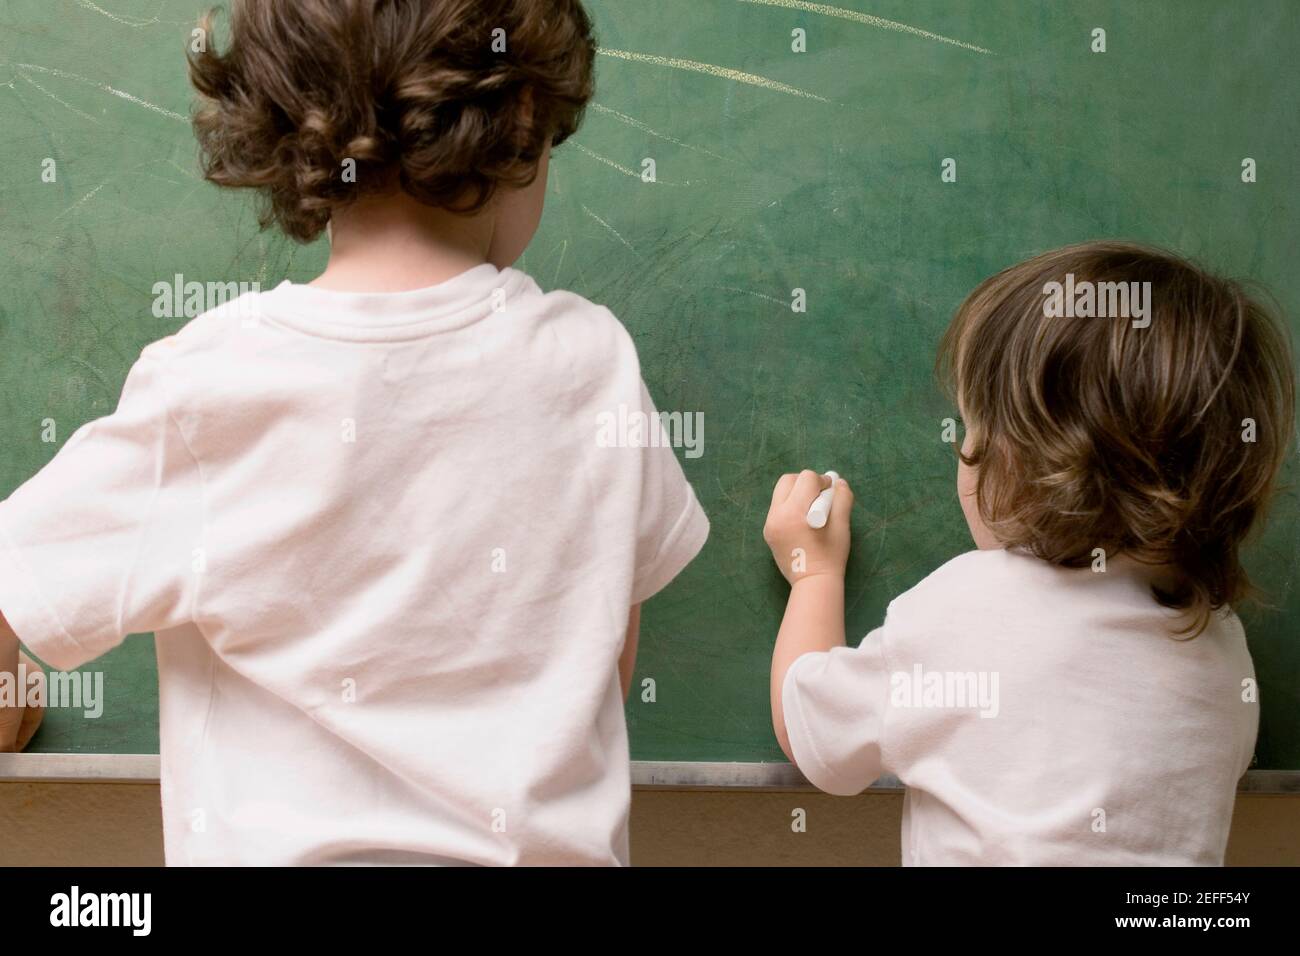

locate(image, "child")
(764, 242), (1294, 865)
(0, 0), (709, 865)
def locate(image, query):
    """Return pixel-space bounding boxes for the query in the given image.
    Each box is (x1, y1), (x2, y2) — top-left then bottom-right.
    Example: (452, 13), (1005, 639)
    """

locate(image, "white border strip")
(0, 755), (1295, 793)
(0, 753), (161, 783)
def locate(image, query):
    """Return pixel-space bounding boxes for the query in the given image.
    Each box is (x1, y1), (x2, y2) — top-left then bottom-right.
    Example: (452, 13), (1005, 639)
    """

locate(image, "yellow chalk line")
(598, 49), (828, 102)
(738, 0), (994, 55)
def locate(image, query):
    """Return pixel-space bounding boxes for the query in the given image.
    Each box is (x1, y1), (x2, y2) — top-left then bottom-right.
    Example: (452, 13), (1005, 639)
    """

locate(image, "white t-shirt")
(0, 264), (709, 865)
(783, 549), (1258, 865)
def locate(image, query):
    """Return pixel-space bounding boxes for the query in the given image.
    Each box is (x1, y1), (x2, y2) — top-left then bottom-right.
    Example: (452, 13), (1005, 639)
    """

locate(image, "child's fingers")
(790, 469), (832, 511)
(770, 473), (798, 508)
(830, 477), (854, 527)
(14, 652), (42, 750)
(0, 637), (16, 753)
(15, 700), (41, 751)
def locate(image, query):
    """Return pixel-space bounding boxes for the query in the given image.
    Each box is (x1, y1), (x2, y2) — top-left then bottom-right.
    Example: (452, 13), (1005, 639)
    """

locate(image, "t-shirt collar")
(258, 263), (527, 341)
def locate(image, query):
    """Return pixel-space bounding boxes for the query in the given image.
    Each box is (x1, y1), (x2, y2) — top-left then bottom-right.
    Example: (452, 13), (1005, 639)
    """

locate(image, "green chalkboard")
(2, 1), (1297, 767)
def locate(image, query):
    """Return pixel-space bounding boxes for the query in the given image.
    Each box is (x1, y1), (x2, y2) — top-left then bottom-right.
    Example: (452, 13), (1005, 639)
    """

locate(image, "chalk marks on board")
(583, 206), (639, 255)
(73, 0), (165, 30)
(580, 2), (993, 188)
(12, 72), (102, 124)
(590, 104), (730, 164)
(571, 143), (642, 180)
(8, 63), (185, 122)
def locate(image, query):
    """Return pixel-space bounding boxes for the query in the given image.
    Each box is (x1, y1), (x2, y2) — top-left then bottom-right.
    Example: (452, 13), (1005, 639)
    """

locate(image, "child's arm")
(619, 604), (641, 700)
(763, 470), (854, 761)
(0, 612), (44, 752)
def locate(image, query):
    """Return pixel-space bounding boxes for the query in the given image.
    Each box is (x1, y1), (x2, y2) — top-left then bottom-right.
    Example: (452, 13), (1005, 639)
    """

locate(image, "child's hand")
(763, 470), (854, 585)
(0, 627), (44, 752)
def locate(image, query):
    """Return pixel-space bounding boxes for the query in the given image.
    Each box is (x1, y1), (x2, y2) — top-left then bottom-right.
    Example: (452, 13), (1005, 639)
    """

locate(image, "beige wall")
(1, 784), (1296, 866)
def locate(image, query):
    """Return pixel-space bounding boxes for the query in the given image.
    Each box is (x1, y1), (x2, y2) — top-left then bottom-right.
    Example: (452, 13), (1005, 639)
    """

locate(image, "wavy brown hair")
(939, 241), (1296, 634)
(187, 0), (596, 242)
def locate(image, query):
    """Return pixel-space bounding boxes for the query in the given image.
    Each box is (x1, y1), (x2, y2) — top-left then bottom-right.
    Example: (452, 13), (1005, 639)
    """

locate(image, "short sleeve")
(782, 628), (890, 795)
(0, 350), (203, 671)
(630, 380), (709, 604)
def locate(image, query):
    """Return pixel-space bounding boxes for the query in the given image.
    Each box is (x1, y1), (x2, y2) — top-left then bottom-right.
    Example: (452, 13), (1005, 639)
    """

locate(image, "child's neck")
(309, 191), (496, 294)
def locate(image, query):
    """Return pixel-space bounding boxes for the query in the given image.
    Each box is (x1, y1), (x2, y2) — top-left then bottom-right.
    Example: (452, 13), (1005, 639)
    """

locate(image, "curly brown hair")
(187, 0), (596, 243)
(938, 241), (1296, 634)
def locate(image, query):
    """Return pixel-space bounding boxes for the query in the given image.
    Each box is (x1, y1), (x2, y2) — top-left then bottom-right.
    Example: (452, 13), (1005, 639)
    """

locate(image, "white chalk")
(805, 470), (839, 529)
